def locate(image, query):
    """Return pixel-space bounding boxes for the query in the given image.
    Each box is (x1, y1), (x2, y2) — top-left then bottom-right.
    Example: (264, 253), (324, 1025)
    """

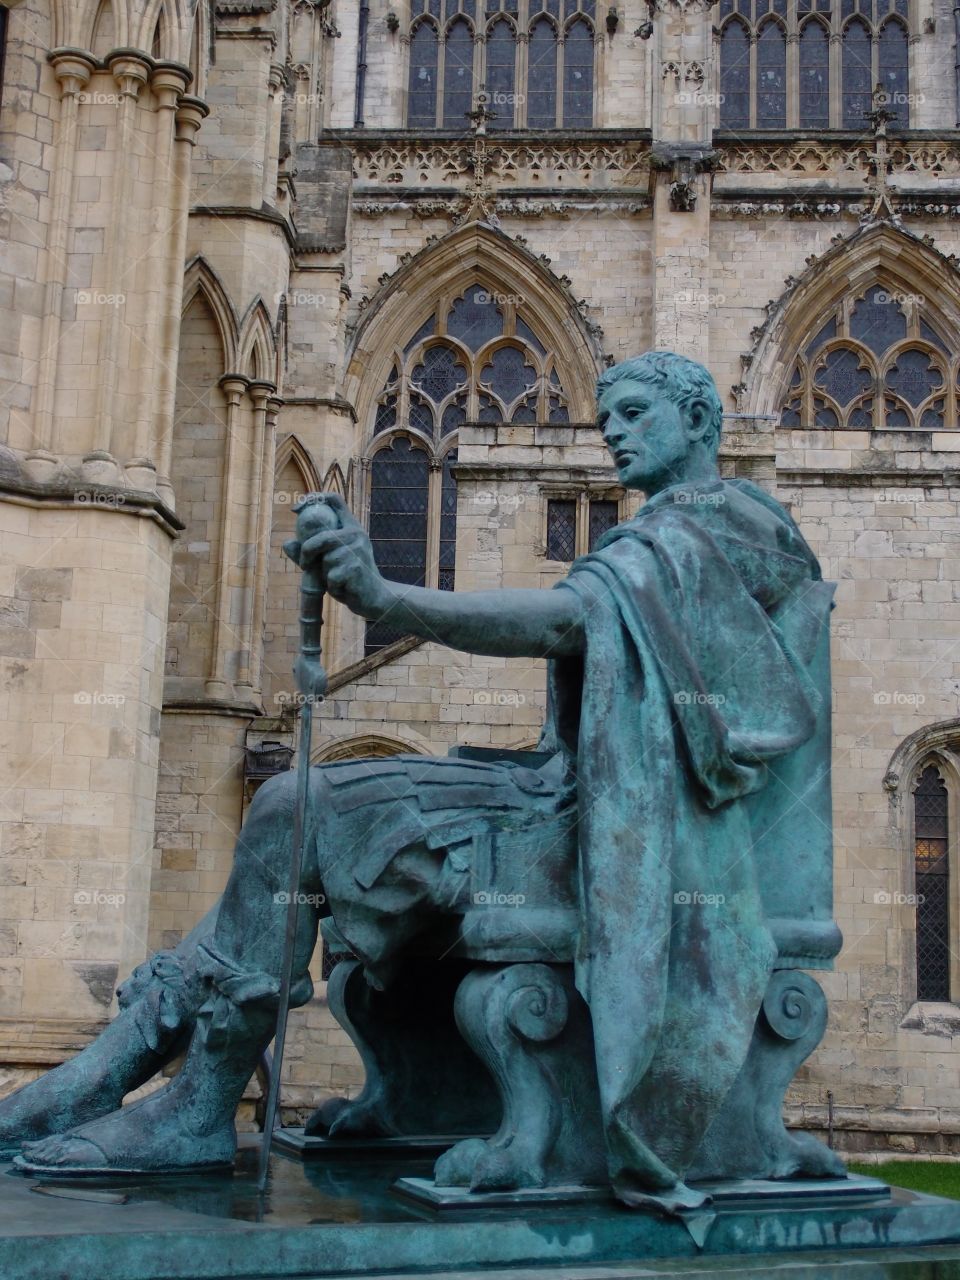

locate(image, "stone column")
(207, 375), (251, 701)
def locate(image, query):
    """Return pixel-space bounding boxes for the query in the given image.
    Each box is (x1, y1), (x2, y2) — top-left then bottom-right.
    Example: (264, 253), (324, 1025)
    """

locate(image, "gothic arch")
(182, 257), (240, 373)
(88, 0), (121, 55)
(312, 732), (429, 764)
(322, 461), (347, 497)
(345, 221), (603, 432)
(136, 0), (191, 62)
(274, 433), (322, 495)
(238, 297), (278, 386)
(742, 223), (960, 420)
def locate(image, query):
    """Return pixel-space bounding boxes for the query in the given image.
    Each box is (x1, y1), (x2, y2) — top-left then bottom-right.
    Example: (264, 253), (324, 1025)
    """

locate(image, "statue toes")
(470, 1144), (544, 1192)
(433, 1137), (487, 1187)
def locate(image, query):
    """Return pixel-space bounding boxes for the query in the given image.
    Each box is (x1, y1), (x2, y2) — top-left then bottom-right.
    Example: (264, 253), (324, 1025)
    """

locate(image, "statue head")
(595, 351), (724, 496)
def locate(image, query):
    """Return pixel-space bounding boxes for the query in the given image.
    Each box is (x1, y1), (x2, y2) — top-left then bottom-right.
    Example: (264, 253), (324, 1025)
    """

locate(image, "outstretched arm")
(293, 496), (585, 659)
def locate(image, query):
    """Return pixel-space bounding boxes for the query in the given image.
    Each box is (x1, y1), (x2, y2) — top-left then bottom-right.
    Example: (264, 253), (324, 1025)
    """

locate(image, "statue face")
(597, 379), (693, 493)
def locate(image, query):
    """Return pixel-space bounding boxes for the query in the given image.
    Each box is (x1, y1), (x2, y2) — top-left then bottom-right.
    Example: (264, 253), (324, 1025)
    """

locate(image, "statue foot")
(771, 1131), (847, 1180)
(13, 1084), (236, 1177)
(0, 1065), (126, 1160)
(434, 1136), (545, 1192)
(305, 1095), (393, 1139)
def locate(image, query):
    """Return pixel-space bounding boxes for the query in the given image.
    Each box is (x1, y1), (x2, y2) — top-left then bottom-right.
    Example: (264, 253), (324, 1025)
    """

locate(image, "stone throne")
(303, 611), (843, 1199)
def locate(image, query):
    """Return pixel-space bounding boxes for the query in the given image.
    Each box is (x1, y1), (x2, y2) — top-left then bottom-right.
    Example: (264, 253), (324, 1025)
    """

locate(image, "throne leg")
(434, 963), (606, 1192)
(306, 958), (499, 1139)
(689, 969), (846, 1182)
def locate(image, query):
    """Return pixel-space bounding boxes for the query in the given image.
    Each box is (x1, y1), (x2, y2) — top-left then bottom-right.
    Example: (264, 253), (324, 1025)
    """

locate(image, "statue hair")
(596, 351), (724, 455)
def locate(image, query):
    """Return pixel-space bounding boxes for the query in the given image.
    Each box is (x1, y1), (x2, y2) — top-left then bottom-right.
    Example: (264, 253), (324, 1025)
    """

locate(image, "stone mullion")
(748, 30), (757, 128)
(437, 31), (446, 127)
(556, 29), (564, 127)
(591, 20), (602, 126)
(264, 63), (286, 205)
(575, 488), (590, 557)
(131, 62), (191, 463)
(425, 458), (443, 589)
(786, 29), (799, 130)
(399, 31), (412, 127)
(207, 375), (252, 698)
(34, 51), (96, 455)
(96, 53), (151, 452)
(516, 30), (529, 129)
(237, 381), (276, 696)
(829, 30), (841, 129)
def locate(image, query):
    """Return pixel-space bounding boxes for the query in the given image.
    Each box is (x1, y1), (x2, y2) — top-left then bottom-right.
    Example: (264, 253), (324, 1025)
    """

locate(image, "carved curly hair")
(595, 351), (724, 455)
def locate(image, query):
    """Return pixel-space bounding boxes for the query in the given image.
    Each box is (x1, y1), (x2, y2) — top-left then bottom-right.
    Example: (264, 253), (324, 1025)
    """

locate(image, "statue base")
(3, 1143), (960, 1280)
(271, 1127), (472, 1160)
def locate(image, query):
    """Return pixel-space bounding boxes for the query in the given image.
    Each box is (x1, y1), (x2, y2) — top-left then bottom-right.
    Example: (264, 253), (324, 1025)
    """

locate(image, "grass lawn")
(848, 1160), (960, 1200)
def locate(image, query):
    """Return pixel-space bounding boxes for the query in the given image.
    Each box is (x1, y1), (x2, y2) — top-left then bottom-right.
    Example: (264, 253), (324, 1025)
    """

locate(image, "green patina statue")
(0, 352), (845, 1213)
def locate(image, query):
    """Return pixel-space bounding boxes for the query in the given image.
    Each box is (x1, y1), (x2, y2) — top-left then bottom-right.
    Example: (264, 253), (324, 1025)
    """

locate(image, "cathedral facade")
(2, 0), (960, 1153)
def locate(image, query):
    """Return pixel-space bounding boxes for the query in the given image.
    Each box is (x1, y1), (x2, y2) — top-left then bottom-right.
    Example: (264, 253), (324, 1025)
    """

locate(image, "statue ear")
(685, 397), (712, 443)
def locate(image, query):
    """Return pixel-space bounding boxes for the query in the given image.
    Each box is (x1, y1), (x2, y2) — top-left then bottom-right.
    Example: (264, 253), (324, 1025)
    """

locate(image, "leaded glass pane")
(526, 19), (559, 129)
(719, 21), (750, 128)
(374, 394), (397, 434)
(921, 401), (946, 430)
(799, 20), (830, 128)
(562, 19), (594, 127)
(516, 316), (546, 357)
(408, 22), (439, 127)
(588, 500), (618, 550)
(439, 448), (458, 591)
(478, 392), (504, 423)
(878, 19), (908, 124)
(510, 395), (538, 424)
(842, 19), (872, 128)
(813, 397), (839, 428)
(806, 316), (836, 358)
(884, 397), (910, 428)
(885, 350), (943, 408)
(547, 499), (577, 560)
(481, 345), (536, 404)
(441, 398), (467, 434)
(756, 22), (786, 127)
(447, 284), (504, 349)
(485, 18), (517, 129)
(404, 315), (436, 355)
(365, 438), (430, 654)
(549, 395), (570, 424)
(409, 398), (434, 433)
(848, 397), (874, 428)
(781, 397), (801, 427)
(412, 344), (468, 403)
(915, 766), (950, 1003)
(850, 286), (907, 355)
(814, 347), (872, 406)
(921, 321), (949, 355)
(443, 18), (475, 127)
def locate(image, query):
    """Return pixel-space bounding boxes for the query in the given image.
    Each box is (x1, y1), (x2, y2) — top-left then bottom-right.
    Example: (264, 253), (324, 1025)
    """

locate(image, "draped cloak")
(541, 477), (835, 1195)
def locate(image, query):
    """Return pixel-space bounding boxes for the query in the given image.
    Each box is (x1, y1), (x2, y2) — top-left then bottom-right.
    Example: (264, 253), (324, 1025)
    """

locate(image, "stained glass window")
(408, 21), (439, 127)
(718, 0), (911, 129)
(914, 765), (950, 1003)
(366, 285), (572, 652)
(405, 0), (593, 129)
(588, 499), (618, 551)
(799, 21), (830, 128)
(781, 284), (958, 431)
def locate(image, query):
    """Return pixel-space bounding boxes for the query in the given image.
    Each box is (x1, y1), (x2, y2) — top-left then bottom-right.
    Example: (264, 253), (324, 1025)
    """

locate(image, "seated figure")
(0, 352), (844, 1211)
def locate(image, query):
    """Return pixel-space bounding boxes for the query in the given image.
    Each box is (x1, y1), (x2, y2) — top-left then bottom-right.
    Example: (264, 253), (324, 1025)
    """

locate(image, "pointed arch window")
(717, 0), (910, 128)
(405, 0), (594, 128)
(914, 765), (951, 1003)
(365, 283), (573, 653)
(781, 284), (960, 431)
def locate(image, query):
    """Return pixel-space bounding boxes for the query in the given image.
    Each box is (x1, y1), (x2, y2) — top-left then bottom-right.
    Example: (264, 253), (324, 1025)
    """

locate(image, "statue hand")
(296, 494), (386, 617)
